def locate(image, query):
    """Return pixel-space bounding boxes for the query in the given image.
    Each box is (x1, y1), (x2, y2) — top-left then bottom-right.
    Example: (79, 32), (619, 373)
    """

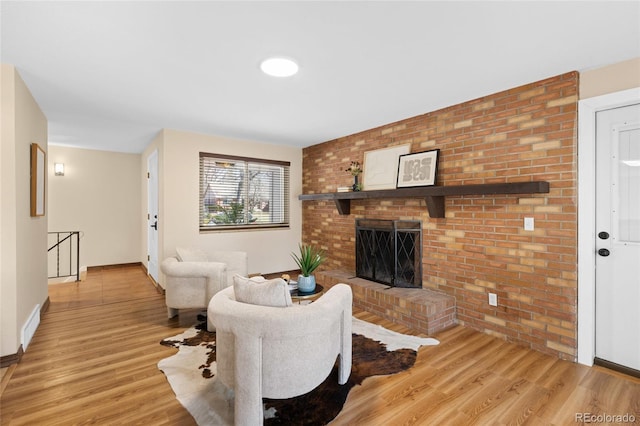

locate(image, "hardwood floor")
(1, 265), (639, 425)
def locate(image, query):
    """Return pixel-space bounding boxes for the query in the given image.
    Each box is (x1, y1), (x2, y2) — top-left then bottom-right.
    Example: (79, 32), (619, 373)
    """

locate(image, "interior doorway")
(594, 103), (640, 373)
(147, 150), (159, 284)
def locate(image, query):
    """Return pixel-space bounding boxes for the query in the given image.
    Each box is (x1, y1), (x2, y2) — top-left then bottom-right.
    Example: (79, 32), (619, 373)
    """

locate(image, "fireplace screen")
(355, 219), (422, 288)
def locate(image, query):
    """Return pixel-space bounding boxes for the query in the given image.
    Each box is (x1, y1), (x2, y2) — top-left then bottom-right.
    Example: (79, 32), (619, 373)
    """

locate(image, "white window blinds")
(199, 153), (290, 231)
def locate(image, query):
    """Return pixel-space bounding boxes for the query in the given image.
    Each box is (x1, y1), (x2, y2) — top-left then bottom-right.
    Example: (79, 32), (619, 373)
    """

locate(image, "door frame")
(147, 149), (159, 283)
(577, 87), (640, 366)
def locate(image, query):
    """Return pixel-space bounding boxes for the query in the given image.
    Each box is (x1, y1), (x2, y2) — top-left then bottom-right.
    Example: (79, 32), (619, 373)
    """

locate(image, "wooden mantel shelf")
(298, 181), (550, 218)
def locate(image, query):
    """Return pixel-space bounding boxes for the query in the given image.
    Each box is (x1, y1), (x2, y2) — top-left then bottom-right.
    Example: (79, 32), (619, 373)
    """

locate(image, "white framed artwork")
(362, 144), (411, 190)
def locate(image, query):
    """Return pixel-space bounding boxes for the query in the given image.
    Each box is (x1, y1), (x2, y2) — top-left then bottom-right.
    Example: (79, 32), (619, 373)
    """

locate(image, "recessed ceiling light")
(260, 57), (299, 77)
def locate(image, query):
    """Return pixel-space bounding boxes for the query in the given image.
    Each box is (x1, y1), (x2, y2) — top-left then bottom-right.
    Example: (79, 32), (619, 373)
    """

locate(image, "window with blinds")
(199, 153), (290, 231)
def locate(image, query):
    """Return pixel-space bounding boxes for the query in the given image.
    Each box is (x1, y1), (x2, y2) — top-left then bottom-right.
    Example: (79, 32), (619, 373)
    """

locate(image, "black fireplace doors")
(355, 219), (422, 288)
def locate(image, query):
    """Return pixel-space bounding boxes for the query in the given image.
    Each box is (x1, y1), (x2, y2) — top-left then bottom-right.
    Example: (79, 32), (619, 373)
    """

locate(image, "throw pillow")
(175, 247), (208, 262)
(233, 274), (293, 307)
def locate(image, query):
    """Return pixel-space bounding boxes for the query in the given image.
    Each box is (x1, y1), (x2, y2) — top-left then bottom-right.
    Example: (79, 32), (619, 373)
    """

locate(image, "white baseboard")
(21, 304), (40, 350)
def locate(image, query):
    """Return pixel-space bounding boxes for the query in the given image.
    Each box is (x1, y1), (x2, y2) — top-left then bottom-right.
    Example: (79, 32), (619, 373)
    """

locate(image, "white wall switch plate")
(524, 217), (534, 231)
(488, 293), (498, 307)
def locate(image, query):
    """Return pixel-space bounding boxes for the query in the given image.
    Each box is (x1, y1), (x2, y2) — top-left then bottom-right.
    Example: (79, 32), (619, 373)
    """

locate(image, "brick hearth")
(317, 270), (457, 335)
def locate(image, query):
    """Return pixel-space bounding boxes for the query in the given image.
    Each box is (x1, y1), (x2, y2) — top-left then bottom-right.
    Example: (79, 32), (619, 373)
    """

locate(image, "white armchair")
(209, 279), (352, 426)
(160, 247), (247, 319)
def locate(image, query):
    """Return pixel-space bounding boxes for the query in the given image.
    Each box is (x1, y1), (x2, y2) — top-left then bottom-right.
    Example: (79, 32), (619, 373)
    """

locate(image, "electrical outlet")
(524, 217), (534, 231)
(488, 293), (498, 307)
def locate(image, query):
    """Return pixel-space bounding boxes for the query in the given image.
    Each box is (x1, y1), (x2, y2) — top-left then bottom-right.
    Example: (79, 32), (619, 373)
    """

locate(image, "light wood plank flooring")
(1, 265), (639, 425)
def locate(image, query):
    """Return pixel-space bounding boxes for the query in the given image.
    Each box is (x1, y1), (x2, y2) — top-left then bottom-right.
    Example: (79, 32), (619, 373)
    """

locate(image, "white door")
(595, 103), (640, 372)
(147, 150), (159, 283)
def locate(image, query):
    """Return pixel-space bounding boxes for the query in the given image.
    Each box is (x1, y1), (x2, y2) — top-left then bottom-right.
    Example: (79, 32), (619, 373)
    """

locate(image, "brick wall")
(301, 72), (578, 360)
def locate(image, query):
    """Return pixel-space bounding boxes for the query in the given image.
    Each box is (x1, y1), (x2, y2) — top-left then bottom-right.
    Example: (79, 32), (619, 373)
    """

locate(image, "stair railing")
(48, 231), (81, 281)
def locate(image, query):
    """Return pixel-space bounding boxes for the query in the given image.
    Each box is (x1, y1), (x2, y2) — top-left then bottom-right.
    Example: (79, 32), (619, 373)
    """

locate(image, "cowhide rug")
(158, 314), (439, 425)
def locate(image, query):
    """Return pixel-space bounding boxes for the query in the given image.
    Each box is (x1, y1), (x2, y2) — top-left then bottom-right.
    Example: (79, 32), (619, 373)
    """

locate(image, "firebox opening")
(355, 219), (422, 288)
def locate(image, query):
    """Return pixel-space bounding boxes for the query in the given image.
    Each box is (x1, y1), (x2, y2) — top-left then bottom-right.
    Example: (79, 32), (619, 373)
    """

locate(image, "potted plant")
(291, 243), (326, 293)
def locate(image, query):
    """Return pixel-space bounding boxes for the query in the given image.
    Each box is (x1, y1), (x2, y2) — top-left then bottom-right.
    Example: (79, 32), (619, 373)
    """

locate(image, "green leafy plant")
(291, 244), (326, 277)
(209, 203), (257, 225)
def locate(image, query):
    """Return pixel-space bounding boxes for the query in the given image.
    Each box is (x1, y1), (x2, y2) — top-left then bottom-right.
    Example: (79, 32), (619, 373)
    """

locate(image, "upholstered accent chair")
(209, 276), (352, 426)
(160, 247), (248, 319)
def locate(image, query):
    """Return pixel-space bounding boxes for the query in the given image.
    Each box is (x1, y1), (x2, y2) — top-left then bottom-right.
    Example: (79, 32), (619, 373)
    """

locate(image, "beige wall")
(580, 57), (640, 99)
(142, 129), (303, 287)
(48, 145), (141, 267)
(1, 64), (48, 358)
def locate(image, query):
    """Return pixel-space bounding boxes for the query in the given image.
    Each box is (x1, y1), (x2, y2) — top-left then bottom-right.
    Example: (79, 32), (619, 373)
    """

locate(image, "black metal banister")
(48, 232), (75, 252)
(48, 231), (81, 282)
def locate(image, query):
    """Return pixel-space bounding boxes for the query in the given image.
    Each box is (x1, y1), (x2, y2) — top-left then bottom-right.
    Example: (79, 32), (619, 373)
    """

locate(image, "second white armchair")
(160, 247), (247, 319)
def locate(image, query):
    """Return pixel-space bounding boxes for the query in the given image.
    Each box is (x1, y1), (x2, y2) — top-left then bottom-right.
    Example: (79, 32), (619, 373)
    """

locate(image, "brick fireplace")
(301, 72), (579, 360)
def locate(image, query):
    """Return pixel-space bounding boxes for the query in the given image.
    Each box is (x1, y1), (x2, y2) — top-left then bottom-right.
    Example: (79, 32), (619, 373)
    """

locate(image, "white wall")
(142, 128), (303, 287)
(48, 146), (141, 267)
(1, 64), (48, 358)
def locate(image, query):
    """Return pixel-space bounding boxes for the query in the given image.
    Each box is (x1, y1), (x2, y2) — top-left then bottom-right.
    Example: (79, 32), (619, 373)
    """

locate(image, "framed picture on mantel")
(363, 144), (411, 190)
(396, 149), (439, 188)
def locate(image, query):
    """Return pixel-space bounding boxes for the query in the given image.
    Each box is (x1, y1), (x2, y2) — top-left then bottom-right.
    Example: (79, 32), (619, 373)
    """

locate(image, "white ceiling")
(2, 1), (639, 154)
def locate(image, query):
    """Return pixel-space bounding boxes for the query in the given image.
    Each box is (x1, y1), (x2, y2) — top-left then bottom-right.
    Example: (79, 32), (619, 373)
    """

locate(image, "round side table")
(290, 284), (324, 304)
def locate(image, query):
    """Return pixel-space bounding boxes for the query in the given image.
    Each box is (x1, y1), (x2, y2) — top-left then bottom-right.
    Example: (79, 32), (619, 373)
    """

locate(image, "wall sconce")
(54, 163), (65, 176)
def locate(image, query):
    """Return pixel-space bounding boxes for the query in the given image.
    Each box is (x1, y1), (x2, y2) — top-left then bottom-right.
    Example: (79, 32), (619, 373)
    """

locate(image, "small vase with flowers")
(345, 161), (363, 191)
